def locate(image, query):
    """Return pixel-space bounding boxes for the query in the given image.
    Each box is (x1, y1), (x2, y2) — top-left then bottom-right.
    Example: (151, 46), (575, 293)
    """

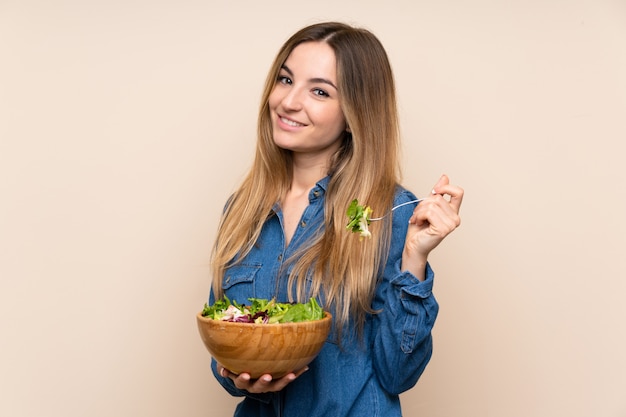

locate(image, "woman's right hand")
(217, 364), (308, 393)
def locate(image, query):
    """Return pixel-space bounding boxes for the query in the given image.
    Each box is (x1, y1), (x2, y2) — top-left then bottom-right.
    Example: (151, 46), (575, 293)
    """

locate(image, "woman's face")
(269, 42), (347, 162)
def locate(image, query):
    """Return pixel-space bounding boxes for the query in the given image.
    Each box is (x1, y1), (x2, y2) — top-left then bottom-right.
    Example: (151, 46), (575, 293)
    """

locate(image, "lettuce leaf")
(201, 297), (324, 323)
(345, 199), (372, 239)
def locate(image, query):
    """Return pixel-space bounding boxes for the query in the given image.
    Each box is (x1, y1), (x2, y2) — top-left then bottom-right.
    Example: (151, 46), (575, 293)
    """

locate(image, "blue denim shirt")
(209, 176), (439, 417)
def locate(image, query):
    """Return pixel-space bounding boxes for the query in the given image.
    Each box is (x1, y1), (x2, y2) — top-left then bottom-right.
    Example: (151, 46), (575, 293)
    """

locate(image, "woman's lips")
(277, 115), (306, 129)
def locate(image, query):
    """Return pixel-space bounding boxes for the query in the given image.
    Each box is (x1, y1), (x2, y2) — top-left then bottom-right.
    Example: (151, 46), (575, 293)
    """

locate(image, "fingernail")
(431, 189), (436, 194)
(262, 375), (272, 382)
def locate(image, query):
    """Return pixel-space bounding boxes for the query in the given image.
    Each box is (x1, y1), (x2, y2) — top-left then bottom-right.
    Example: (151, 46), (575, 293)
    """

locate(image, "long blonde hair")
(211, 22), (401, 334)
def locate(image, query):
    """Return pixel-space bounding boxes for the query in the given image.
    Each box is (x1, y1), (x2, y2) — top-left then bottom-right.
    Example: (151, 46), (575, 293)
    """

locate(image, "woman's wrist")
(400, 250), (428, 281)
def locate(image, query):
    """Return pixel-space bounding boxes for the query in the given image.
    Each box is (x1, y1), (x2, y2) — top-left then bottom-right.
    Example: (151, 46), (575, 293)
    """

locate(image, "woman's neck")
(290, 153), (329, 193)
(280, 157), (329, 246)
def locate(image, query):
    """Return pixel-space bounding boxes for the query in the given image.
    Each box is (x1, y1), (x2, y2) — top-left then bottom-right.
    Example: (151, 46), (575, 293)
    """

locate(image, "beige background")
(1, 0), (625, 416)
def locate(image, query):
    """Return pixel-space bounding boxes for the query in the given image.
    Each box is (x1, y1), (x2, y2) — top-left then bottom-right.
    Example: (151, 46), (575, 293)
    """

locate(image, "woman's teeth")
(281, 117), (303, 127)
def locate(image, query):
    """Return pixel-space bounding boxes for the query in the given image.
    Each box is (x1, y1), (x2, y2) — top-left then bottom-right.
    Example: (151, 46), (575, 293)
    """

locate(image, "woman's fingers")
(218, 364), (308, 393)
(405, 176), (463, 259)
(415, 205), (456, 235)
(431, 174), (464, 213)
(411, 193), (461, 232)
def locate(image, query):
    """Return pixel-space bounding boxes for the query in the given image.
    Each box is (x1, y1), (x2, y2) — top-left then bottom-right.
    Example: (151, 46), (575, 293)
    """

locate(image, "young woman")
(208, 21), (463, 416)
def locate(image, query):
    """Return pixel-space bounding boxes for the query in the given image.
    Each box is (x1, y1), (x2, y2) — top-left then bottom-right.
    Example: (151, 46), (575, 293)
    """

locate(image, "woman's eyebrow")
(310, 77), (338, 91)
(281, 64), (294, 76)
(281, 64), (338, 91)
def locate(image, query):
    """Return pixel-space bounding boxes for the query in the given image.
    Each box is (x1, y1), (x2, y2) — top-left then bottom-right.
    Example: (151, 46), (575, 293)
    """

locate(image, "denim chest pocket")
(222, 263), (262, 301)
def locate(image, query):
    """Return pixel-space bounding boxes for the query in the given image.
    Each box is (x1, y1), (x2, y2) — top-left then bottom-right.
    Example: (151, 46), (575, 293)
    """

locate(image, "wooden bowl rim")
(196, 311), (332, 328)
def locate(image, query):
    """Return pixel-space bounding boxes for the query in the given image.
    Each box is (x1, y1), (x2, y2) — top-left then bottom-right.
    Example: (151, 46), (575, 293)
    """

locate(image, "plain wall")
(1, 0), (625, 416)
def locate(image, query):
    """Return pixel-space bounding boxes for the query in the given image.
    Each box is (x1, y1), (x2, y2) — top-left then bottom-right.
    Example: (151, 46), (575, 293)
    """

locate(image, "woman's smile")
(277, 114), (306, 129)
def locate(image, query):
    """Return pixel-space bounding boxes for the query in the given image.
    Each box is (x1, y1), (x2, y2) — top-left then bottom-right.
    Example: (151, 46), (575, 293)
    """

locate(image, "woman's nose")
(281, 87), (303, 111)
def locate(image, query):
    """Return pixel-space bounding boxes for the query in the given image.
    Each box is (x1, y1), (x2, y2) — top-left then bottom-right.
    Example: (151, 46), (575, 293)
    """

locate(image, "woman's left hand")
(401, 174), (464, 280)
(217, 363), (308, 394)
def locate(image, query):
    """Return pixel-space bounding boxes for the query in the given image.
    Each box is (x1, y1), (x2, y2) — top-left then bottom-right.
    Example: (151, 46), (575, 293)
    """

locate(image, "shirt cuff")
(391, 259), (435, 299)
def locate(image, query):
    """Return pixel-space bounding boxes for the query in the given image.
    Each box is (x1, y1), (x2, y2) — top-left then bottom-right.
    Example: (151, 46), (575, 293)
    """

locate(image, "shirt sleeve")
(369, 189), (440, 395)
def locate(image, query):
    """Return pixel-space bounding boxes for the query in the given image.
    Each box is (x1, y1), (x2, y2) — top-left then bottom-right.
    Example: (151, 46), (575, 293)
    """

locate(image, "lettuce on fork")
(345, 199), (372, 239)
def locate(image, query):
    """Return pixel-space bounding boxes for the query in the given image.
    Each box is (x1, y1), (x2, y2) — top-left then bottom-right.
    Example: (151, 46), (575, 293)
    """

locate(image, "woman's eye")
(277, 75), (292, 85)
(312, 88), (329, 97)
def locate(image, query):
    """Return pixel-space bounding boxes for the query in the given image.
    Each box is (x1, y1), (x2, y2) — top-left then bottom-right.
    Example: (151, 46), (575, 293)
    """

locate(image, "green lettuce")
(345, 199), (372, 239)
(202, 296), (324, 323)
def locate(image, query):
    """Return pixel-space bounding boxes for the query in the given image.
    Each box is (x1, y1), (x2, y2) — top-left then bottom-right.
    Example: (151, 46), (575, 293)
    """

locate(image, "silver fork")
(369, 197), (430, 221)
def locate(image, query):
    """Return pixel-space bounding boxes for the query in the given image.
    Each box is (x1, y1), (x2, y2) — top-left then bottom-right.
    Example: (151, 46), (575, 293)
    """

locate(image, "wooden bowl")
(196, 312), (332, 379)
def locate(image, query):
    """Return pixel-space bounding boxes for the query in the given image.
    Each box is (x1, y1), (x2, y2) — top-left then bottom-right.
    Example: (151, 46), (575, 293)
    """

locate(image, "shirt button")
(278, 254), (282, 261)
(300, 220), (306, 227)
(313, 190), (320, 197)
